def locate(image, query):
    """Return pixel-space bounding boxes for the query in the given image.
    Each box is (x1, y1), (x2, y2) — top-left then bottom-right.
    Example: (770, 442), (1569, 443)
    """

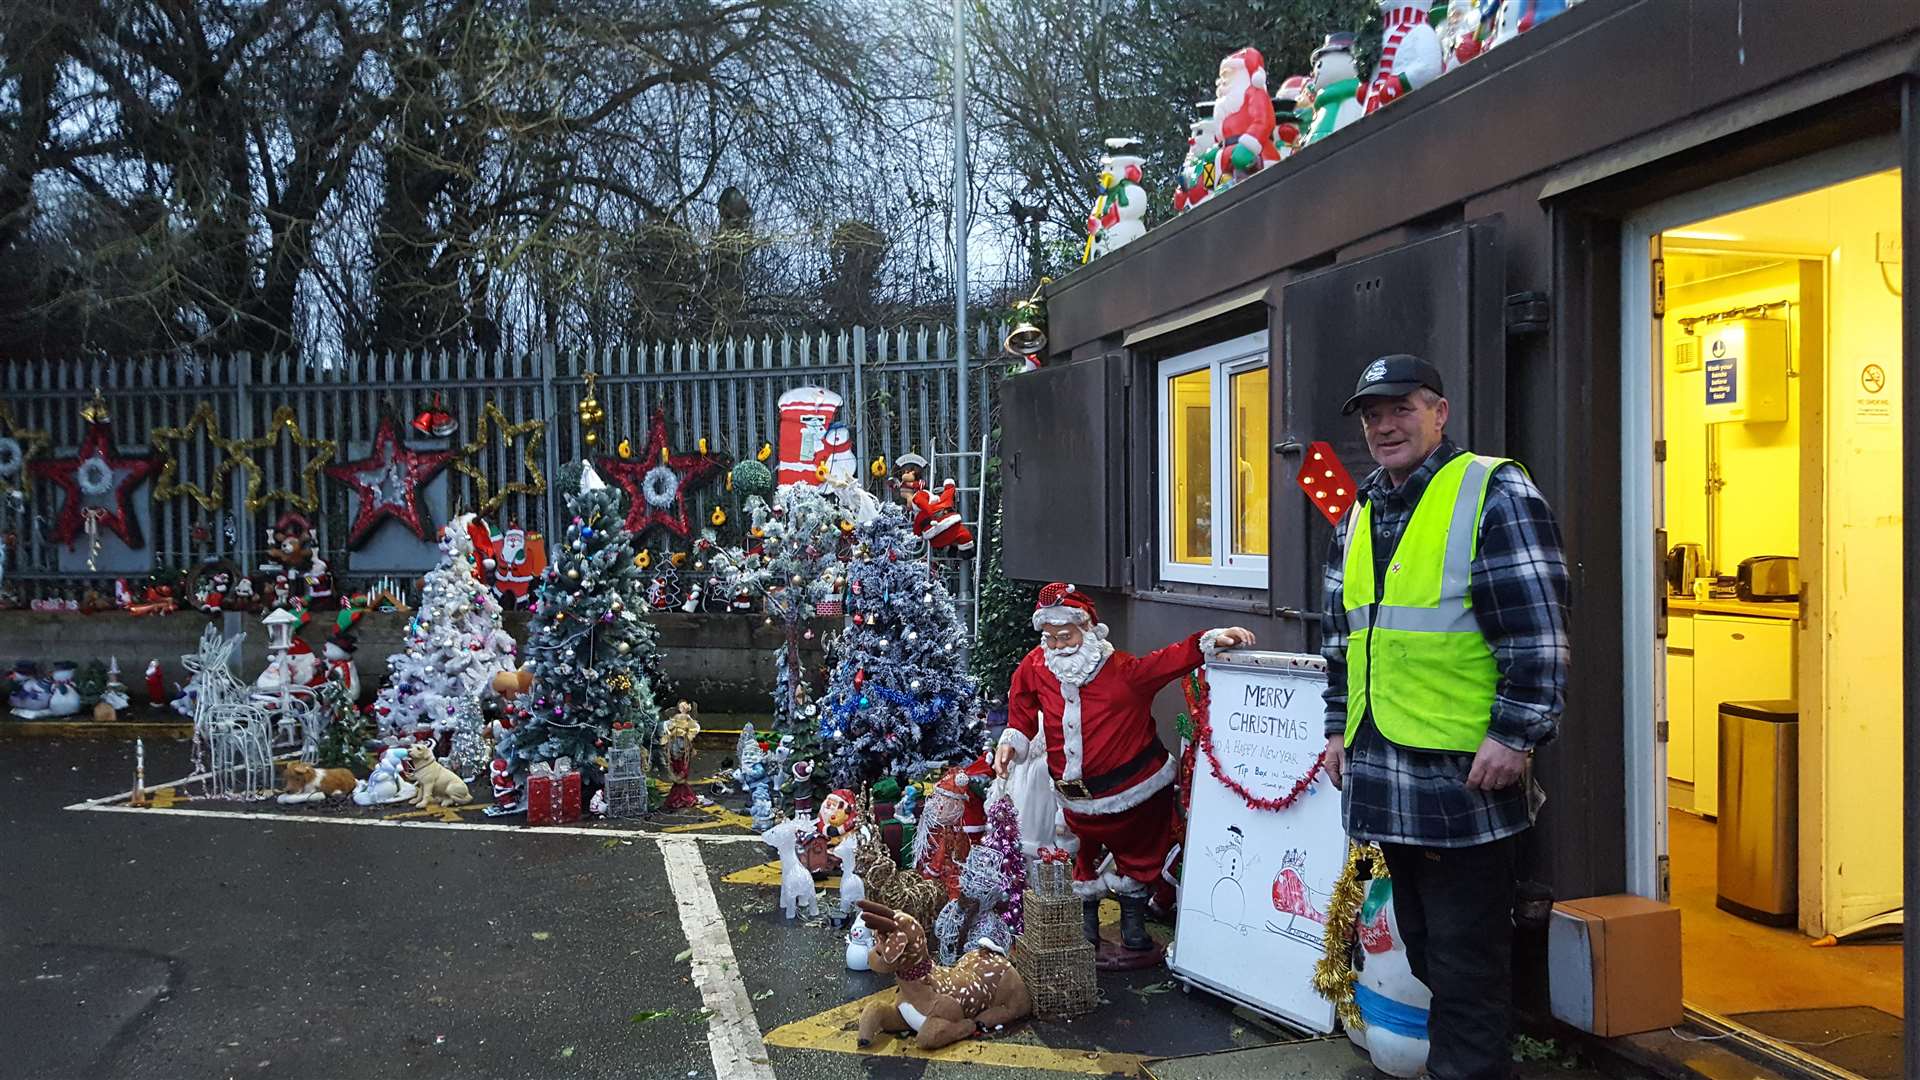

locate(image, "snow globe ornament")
(1366, 0), (1445, 114)
(1210, 47), (1281, 186)
(1305, 33), (1366, 145)
(1083, 137), (1148, 261)
(1346, 876), (1431, 1078)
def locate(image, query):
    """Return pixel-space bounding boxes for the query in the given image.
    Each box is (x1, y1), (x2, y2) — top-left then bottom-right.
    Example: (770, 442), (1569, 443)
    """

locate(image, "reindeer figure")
(855, 899), (1033, 1051)
(852, 822), (944, 932)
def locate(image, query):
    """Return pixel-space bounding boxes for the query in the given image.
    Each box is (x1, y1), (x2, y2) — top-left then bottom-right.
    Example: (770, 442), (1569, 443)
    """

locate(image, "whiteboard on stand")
(1168, 651), (1343, 1034)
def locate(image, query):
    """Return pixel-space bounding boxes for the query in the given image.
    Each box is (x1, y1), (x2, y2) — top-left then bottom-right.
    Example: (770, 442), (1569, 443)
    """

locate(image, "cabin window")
(1157, 332), (1269, 588)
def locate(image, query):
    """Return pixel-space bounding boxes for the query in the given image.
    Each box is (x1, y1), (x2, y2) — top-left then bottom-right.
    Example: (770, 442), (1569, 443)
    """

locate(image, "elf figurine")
(908, 479), (976, 556)
(1305, 33), (1366, 145)
(1172, 105), (1222, 213)
(1210, 48), (1281, 186)
(1273, 75), (1312, 159)
(1366, 0), (1445, 114)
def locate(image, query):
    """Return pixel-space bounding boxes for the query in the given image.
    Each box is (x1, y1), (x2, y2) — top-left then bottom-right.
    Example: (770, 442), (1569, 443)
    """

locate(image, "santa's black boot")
(1083, 899), (1103, 945)
(1118, 894), (1154, 951)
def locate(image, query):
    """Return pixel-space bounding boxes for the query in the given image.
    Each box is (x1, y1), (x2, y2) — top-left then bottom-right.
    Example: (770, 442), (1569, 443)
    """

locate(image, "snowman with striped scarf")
(1084, 138), (1147, 260)
(1366, 0), (1446, 114)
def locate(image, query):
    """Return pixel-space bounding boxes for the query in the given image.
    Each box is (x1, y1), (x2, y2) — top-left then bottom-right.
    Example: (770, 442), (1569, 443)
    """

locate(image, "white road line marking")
(660, 836), (776, 1080)
(63, 802), (762, 843)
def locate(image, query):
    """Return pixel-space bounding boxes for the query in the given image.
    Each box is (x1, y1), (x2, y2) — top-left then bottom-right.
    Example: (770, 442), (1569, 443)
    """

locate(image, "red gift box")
(526, 767), (582, 825)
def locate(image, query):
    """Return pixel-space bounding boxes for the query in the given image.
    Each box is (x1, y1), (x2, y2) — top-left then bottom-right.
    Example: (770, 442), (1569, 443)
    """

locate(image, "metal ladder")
(927, 435), (990, 637)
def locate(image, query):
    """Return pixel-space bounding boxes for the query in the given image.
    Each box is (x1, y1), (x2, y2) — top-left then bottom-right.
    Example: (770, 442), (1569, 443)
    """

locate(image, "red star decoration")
(30, 419), (157, 549)
(598, 408), (727, 539)
(324, 415), (458, 547)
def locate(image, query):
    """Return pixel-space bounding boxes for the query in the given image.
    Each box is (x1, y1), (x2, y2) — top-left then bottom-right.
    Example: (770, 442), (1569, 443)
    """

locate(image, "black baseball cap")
(1341, 353), (1445, 415)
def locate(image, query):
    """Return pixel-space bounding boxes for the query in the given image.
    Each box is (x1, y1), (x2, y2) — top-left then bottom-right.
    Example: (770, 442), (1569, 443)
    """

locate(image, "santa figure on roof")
(994, 583), (1253, 966)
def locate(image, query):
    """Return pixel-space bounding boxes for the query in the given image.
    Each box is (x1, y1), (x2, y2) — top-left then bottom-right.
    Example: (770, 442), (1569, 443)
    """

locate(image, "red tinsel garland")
(1182, 670), (1324, 813)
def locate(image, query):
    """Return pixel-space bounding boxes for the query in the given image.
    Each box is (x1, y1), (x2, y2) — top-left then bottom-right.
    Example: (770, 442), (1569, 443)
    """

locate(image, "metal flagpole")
(952, 0), (970, 487)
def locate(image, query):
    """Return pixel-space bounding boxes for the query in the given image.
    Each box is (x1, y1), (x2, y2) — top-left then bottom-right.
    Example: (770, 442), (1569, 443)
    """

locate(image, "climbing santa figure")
(994, 583), (1254, 967)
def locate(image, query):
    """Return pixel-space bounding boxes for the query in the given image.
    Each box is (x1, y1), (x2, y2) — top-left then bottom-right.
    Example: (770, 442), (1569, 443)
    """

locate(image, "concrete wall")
(0, 609), (812, 716)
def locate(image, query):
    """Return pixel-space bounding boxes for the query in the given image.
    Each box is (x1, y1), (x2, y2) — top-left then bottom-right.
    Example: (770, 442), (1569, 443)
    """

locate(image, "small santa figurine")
(908, 480), (975, 555)
(913, 759), (991, 899)
(658, 700), (702, 811)
(798, 787), (860, 878)
(994, 583), (1252, 963)
(1211, 47), (1281, 185)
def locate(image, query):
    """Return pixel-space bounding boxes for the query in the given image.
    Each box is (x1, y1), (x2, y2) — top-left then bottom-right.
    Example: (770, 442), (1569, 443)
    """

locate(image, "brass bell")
(1002, 279), (1051, 357)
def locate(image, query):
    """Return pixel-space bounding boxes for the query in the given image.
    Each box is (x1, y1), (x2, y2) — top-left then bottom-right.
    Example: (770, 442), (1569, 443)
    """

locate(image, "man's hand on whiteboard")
(1323, 735), (1345, 789)
(1465, 736), (1528, 791)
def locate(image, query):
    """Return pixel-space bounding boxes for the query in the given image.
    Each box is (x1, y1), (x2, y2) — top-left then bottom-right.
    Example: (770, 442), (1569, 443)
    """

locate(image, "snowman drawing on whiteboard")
(1206, 825), (1252, 933)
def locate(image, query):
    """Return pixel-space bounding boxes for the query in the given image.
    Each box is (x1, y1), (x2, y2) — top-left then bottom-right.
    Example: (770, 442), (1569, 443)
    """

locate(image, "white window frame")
(1156, 331), (1270, 589)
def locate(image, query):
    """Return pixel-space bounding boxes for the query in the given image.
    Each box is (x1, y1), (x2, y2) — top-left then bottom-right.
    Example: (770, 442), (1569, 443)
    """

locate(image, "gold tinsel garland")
(1312, 842), (1390, 1031)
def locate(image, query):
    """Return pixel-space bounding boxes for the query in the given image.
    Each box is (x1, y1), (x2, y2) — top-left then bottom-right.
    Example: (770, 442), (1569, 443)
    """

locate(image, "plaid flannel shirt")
(1321, 440), (1570, 847)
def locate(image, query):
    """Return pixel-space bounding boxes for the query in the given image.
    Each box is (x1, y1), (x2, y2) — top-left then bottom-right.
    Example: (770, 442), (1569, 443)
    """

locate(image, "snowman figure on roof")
(1084, 137), (1147, 260)
(1305, 33), (1367, 145)
(1366, 0), (1445, 114)
(1211, 47), (1282, 186)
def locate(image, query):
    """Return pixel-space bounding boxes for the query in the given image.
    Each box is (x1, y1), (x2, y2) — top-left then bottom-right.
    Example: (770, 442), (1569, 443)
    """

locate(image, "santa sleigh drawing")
(1266, 848), (1331, 946)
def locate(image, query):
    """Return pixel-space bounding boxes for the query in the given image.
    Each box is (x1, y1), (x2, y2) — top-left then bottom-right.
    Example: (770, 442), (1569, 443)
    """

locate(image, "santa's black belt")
(1055, 743), (1168, 800)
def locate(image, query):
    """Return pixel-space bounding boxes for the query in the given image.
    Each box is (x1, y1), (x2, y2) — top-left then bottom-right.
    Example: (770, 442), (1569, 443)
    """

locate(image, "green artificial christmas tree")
(313, 679), (372, 769)
(709, 483), (854, 796)
(822, 504), (983, 789)
(496, 463), (664, 787)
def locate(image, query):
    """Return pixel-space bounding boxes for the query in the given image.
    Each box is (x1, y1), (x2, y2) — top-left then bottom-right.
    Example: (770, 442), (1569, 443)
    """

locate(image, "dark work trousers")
(1379, 834), (1521, 1080)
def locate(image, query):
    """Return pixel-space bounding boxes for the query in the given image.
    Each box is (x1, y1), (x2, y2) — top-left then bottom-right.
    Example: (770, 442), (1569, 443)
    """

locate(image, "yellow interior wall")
(1662, 264), (1803, 573)
(1669, 169), (1904, 932)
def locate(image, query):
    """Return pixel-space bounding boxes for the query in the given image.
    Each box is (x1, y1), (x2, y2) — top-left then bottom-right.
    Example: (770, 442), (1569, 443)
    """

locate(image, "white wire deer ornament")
(184, 626), (276, 800)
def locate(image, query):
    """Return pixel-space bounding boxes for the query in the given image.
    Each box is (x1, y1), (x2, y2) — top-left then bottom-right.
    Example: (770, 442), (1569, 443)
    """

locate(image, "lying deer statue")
(854, 899), (1033, 1051)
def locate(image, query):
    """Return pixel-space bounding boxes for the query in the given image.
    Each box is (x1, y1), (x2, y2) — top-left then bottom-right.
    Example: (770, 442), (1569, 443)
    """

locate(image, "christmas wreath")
(641, 464), (680, 509)
(76, 455), (117, 497)
(0, 436), (21, 479)
(1181, 670), (1325, 813)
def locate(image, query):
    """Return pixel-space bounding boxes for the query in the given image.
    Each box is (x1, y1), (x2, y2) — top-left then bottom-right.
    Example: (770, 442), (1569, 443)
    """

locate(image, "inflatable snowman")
(1366, 0), (1445, 113)
(1305, 33), (1367, 145)
(1346, 877), (1432, 1078)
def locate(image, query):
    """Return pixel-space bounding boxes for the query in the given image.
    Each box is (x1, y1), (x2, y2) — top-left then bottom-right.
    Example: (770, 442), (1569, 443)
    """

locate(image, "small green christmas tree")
(314, 680), (372, 769)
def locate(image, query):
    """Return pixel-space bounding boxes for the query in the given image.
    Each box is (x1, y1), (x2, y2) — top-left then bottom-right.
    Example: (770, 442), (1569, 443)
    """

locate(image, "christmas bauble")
(568, 568), (581, 580)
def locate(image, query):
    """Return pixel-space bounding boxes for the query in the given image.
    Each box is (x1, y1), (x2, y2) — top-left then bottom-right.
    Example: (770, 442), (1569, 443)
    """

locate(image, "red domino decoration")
(1296, 441), (1357, 525)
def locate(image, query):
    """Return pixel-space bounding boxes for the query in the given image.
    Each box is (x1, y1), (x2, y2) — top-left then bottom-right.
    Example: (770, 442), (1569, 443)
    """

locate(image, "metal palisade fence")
(0, 323), (1012, 594)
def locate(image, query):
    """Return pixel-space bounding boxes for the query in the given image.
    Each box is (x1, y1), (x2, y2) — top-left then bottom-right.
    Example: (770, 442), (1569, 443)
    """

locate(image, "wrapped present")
(527, 759), (583, 825)
(815, 598), (844, 617)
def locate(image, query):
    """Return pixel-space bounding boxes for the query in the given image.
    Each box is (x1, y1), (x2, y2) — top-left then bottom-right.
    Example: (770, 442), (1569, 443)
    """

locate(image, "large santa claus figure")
(1211, 47), (1281, 186)
(994, 583), (1252, 964)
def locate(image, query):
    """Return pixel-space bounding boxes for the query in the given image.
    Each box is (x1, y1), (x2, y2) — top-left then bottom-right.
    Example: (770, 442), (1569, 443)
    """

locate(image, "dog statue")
(277, 761), (357, 805)
(407, 742), (472, 807)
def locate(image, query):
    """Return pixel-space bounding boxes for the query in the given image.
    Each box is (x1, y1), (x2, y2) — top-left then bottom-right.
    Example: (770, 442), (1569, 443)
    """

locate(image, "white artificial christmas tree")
(373, 514), (518, 742)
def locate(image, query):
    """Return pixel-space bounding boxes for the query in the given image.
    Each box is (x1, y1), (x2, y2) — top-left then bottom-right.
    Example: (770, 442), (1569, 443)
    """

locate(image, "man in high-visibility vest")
(1321, 354), (1570, 1080)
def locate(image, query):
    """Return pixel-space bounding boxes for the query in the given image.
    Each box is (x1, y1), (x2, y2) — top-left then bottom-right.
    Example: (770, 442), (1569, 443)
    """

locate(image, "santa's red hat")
(1032, 582), (1098, 629)
(1228, 46), (1267, 83)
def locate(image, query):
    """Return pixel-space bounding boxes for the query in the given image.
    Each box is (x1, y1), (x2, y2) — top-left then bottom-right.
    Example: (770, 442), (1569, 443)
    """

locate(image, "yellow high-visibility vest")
(1342, 453), (1512, 752)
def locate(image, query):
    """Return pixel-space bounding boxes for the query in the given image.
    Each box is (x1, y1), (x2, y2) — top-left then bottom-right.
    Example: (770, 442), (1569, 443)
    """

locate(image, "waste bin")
(1715, 699), (1798, 926)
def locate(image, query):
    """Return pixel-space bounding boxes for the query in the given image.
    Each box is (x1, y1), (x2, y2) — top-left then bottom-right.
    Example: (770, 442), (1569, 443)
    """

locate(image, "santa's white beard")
(1043, 630), (1113, 687)
(1214, 66), (1249, 119)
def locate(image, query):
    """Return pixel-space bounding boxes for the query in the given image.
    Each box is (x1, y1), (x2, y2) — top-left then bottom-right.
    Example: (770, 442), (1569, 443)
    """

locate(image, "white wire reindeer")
(184, 627), (276, 800)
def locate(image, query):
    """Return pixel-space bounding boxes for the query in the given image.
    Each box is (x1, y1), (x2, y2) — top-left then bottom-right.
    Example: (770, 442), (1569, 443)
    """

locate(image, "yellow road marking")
(387, 802), (487, 823)
(763, 988), (1146, 1076)
(722, 859), (840, 890)
(142, 786), (184, 809)
(662, 802), (757, 833)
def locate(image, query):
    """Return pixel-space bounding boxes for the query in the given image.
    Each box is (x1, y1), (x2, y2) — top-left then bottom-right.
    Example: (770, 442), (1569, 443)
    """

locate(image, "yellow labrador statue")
(407, 743), (472, 807)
